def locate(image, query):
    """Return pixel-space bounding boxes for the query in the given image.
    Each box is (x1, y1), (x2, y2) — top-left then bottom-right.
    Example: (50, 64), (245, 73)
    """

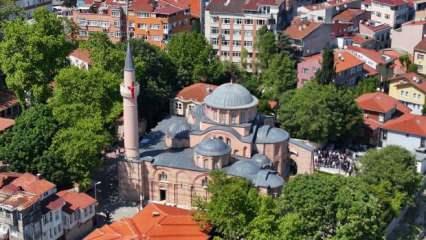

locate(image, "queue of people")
(314, 149), (355, 175)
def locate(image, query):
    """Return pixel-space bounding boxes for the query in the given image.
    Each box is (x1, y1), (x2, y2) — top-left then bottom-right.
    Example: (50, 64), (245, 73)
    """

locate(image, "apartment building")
(388, 73), (426, 114)
(332, 8), (369, 31)
(414, 38), (426, 74)
(0, 173), (96, 240)
(297, 0), (362, 23)
(370, 0), (409, 28)
(71, 1), (126, 43)
(204, 0), (286, 71)
(359, 20), (391, 49)
(16, 0), (52, 19)
(296, 50), (364, 87)
(285, 18), (334, 57)
(128, 0), (192, 48)
(392, 20), (426, 54)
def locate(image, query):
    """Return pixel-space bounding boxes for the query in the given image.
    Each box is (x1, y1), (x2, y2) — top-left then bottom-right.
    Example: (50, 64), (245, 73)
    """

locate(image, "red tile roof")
(131, 0), (155, 12)
(284, 19), (322, 40)
(84, 203), (209, 240)
(390, 72), (426, 93)
(57, 190), (96, 212)
(415, 38), (426, 52)
(70, 48), (92, 64)
(154, 4), (182, 14)
(383, 114), (426, 137)
(11, 173), (55, 197)
(351, 34), (374, 45)
(335, 51), (364, 73)
(0, 90), (18, 112)
(360, 21), (391, 32)
(176, 83), (217, 103)
(333, 8), (366, 22)
(363, 64), (379, 76)
(347, 45), (389, 64)
(0, 118), (15, 132)
(356, 92), (411, 113)
(45, 196), (66, 211)
(373, 0), (407, 6)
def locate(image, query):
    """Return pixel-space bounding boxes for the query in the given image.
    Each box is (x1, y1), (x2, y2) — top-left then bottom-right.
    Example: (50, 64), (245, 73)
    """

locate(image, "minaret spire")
(120, 10), (140, 160)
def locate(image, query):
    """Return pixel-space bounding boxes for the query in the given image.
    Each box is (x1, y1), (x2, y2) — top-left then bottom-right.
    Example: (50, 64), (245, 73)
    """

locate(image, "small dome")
(204, 83), (258, 110)
(252, 154), (272, 168)
(256, 125), (290, 144)
(166, 120), (191, 139)
(254, 170), (284, 188)
(227, 160), (260, 178)
(195, 138), (231, 157)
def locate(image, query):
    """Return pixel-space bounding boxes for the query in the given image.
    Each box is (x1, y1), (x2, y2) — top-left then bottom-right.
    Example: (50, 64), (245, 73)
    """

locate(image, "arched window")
(203, 158), (209, 169)
(201, 177), (208, 187)
(226, 138), (231, 145)
(159, 172), (167, 181)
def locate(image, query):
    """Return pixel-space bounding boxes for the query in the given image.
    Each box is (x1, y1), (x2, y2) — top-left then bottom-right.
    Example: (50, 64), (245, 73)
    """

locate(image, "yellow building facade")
(388, 73), (426, 114)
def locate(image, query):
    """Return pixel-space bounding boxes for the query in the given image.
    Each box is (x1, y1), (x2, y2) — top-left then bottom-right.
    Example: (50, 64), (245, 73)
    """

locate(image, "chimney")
(152, 211), (161, 217)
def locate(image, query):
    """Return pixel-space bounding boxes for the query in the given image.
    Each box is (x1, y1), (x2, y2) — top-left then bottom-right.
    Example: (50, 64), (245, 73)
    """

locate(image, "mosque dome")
(204, 83), (258, 109)
(252, 154), (272, 168)
(166, 120), (191, 139)
(255, 125), (290, 144)
(195, 138), (231, 157)
(227, 160), (260, 178)
(254, 170), (284, 188)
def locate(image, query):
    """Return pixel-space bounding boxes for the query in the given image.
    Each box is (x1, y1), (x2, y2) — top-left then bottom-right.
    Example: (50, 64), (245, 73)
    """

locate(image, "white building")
(370, 0), (409, 28)
(16, 0), (53, 19)
(297, 0), (362, 23)
(381, 114), (426, 173)
(204, 0), (286, 71)
(68, 48), (92, 70)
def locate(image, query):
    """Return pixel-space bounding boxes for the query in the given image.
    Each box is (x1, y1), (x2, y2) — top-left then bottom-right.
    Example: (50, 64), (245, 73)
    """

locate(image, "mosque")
(117, 43), (300, 209)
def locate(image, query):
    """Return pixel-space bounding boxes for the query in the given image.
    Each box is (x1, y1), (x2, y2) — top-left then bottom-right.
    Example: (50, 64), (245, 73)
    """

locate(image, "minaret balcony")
(120, 82), (140, 99)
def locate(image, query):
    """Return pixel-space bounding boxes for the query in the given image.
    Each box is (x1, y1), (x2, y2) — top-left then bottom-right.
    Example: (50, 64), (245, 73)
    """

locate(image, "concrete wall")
(382, 131), (423, 151)
(392, 24), (426, 54)
(301, 24), (333, 56)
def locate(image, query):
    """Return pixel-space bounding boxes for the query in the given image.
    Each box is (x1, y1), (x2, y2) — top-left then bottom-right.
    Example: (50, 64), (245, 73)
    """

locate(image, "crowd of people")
(314, 148), (355, 175)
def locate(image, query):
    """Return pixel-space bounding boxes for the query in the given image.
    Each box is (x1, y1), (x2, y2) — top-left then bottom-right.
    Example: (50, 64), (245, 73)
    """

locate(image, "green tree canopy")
(358, 146), (421, 221)
(49, 66), (121, 128)
(0, 0), (22, 23)
(255, 26), (277, 70)
(0, 105), (62, 182)
(352, 76), (379, 97)
(260, 53), (296, 100)
(166, 32), (222, 86)
(195, 171), (261, 240)
(316, 48), (335, 85)
(278, 81), (362, 143)
(277, 174), (385, 240)
(0, 8), (73, 104)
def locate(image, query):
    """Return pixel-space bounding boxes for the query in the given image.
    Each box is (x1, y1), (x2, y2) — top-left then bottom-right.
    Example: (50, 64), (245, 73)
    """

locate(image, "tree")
(316, 48), (335, 85)
(166, 32), (222, 86)
(0, 8), (73, 104)
(49, 67), (121, 128)
(255, 26), (277, 70)
(47, 117), (111, 189)
(358, 146), (421, 222)
(352, 76), (379, 96)
(422, 104), (426, 116)
(0, 0), (22, 23)
(276, 174), (384, 239)
(0, 105), (60, 180)
(278, 82), (362, 143)
(246, 197), (279, 240)
(276, 33), (297, 61)
(260, 53), (296, 100)
(195, 171), (260, 240)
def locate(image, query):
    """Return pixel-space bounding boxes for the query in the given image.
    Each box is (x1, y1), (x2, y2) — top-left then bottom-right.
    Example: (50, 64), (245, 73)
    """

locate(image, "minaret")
(120, 42), (140, 160)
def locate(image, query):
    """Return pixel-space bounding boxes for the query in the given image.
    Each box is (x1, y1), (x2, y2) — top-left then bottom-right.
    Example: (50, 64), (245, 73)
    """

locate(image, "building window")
(234, 29), (241, 35)
(376, 12), (381, 17)
(201, 177), (208, 187)
(79, 31), (88, 37)
(111, 9), (120, 17)
(211, 27), (219, 34)
(160, 189), (167, 201)
(231, 111), (237, 124)
(244, 30), (253, 37)
(257, 19), (265, 25)
(233, 40), (241, 46)
(384, 14), (390, 19)
(219, 110), (226, 123)
(222, 39), (229, 46)
(232, 51), (240, 57)
(222, 18), (230, 24)
(303, 68), (309, 74)
(137, 12), (150, 18)
(138, 23), (147, 29)
(176, 102), (182, 110)
(382, 130), (387, 140)
(211, 38), (218, 45)
(159, 172), (167, 181)
(244, 41), (252, 47)
(235, 18), (242, 24)
(223, 29), (230, 35)
(421, 138), (426, 147)
(244, 19), (253, 25)
(150, 24), (160, 30)
(151, 35), (161, 41)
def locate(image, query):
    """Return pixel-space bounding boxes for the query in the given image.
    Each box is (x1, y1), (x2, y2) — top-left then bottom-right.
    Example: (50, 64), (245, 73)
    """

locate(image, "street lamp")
(94, 181), (101, 202)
